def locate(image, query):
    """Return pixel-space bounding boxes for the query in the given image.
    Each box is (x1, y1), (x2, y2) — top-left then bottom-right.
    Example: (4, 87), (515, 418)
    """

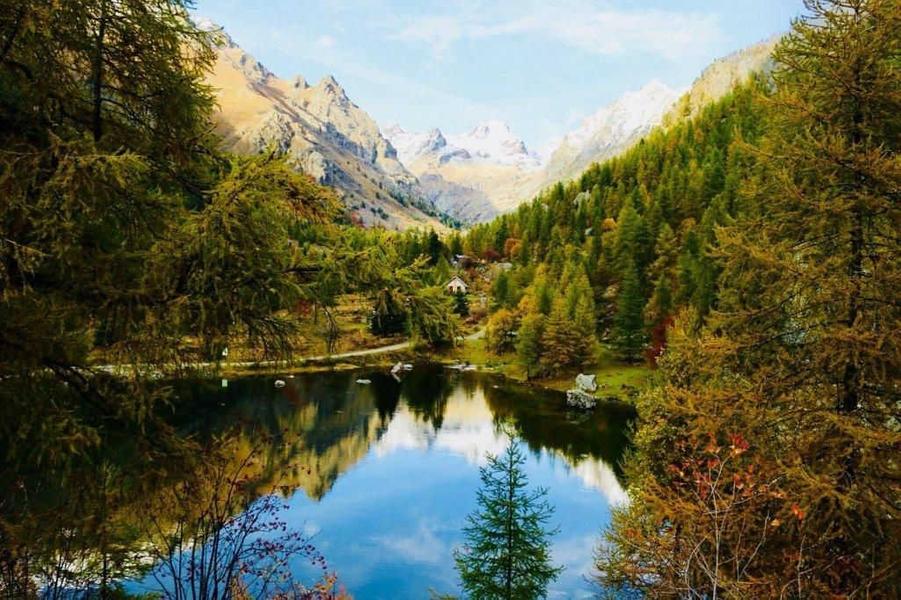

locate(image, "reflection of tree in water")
(399, 366), (455, 430)
(0, 370), (633, 597)
(369, 374), (402, 424)
(0, 373), (372, 598)
(167, 373), (391, 501)
(139, 435), (343, 599)
(481, 379), (636, 480)
(0, 374), (195, 598)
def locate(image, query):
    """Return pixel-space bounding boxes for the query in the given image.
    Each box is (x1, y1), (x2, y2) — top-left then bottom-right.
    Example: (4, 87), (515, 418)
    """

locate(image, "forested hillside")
(460, 2), (899, 596)
(597, 0), (899, 596)
(464, 78), (766, 371)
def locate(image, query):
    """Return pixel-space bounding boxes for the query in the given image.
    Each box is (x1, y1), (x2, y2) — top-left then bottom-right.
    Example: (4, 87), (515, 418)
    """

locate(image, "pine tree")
(454, 443), (562, 600)
(452, 291), (470, 317)
(610, 261), (647, 362)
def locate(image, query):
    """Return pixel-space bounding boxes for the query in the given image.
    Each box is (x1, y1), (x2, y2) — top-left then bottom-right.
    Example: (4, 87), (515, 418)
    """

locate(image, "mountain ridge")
(203, 21), (452, 230)
(387, 35), (779, 223)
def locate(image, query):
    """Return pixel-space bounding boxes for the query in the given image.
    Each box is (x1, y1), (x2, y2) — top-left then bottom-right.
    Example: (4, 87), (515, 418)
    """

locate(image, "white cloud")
(373, 520), (447, 564)
(391, 1), (723, 61)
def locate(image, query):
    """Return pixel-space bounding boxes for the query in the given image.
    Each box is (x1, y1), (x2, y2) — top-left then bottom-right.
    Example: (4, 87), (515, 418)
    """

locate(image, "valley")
(0, 1), (896, 599)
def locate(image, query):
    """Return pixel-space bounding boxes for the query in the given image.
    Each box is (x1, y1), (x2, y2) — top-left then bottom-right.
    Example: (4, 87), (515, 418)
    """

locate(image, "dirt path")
(95, 329), (485, 374)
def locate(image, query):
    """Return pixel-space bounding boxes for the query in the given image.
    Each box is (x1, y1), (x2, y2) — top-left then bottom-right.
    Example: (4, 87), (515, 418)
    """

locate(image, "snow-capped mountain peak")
(542, 80), (681, 182)
(385, 120), (540, 170)
(383, 125), (455, 166)
(446, 120), (539, 168)
(563, 80), (680, 149)
(468, 119), (512, 139)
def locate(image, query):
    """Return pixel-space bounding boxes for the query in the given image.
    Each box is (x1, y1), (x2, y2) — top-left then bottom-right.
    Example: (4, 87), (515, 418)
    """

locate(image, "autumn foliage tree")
(598, 1), (900, 596)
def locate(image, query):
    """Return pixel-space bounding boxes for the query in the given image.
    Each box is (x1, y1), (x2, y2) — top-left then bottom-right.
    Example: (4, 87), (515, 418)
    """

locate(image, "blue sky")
(194, 0), (803, 150)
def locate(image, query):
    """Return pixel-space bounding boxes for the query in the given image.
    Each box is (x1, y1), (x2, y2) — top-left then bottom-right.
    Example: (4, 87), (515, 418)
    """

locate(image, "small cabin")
(446, 275), (468, 295)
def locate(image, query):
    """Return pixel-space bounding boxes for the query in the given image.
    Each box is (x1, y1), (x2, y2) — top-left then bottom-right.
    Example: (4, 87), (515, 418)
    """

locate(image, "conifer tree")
(492, 271), (511, 308)
(454, 443), (562, 600)
(515, 313), (545, 380)
(610, 261), (647, 362)
(710, 0), (900, 590)
(452, 291), (470, 317)
(539, 299), (585, 375)
(598, 1), (900, 596)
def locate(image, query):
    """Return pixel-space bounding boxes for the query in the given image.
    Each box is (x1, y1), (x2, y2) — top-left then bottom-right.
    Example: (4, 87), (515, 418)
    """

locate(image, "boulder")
(575, 373), (597, 393)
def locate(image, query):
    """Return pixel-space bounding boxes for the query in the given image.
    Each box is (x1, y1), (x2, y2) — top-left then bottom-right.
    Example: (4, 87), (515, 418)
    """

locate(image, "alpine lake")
(31, 365), (637, 599)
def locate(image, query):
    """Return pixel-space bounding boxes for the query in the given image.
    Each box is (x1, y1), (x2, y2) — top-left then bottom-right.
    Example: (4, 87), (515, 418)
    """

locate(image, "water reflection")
(172, 367), (635, 507)
(1, 365), (635, 598)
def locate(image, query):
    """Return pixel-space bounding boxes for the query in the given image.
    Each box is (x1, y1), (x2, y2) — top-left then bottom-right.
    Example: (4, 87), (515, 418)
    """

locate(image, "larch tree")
(539, 298), (584, 375)
(713, 0), (900, 591)
(454, 442), (562, 600)
(598, 0), (900, 596)
(515, 313), (545, 380)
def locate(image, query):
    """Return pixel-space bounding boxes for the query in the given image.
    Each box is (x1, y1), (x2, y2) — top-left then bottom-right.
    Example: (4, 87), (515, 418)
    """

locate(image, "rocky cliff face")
(205, 26), (449, 230)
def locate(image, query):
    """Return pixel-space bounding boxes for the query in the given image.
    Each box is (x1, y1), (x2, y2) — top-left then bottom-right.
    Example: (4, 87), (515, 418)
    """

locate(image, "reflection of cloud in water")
(374, 387), (510, 465)
(565, 454), (629, 507)
(375, 385), (628, 508)
(373, 519), (447, 565)
(548, 533), (602, 599)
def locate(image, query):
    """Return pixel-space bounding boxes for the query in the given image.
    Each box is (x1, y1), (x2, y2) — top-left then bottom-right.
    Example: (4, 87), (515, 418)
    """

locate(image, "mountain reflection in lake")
(4, 365), (635, 599)
(160, 367), (636, 598)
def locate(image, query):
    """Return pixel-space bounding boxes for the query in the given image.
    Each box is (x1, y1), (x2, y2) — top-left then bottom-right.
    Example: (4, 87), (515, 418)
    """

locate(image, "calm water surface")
(136, 366), (636, 599)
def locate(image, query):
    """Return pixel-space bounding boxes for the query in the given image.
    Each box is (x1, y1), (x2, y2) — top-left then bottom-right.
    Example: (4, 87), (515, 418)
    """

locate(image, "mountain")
(386, 86), (682, 218)
(205, 22), (778, 228)
(384, 120), (543, 221)
(542, 80), (682, 186)
(387, 37), (779, 223)
(203, 24), (450, 230)
(665, 35), (779, 123)
(387, 120), (541, 169)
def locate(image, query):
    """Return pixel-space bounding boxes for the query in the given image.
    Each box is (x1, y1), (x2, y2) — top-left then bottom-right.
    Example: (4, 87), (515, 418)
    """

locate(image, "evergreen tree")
(452, 291), (470, 317)
(427, 230), (444, 265)
(610, 261), (647, 362)
(370, 288), (408, 336)
(454, 443), (562, 600)
(492, 271), (511, 308)
(407, 286), (460, 347)
(515, 313), (545, 380)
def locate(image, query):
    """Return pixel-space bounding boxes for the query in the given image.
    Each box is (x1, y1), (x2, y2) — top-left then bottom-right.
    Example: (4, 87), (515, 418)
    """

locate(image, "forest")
(462, 81), (766, 371)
